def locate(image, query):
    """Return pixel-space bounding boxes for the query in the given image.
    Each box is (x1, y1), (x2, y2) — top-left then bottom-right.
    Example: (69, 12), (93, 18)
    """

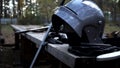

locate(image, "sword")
(30, 23), (52, 68)
(15, 26), (48, 34)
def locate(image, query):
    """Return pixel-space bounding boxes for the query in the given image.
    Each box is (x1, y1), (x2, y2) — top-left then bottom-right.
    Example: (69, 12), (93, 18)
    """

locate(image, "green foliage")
(118, 0), (120, 9)
(19, 15), (45, 25)
(19, 0), (120, 25)
(19, 0), (57, 25)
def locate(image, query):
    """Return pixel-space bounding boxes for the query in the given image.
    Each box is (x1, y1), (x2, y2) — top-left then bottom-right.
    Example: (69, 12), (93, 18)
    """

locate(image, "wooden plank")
(11, 25), (46, 47)
(25, 32), (46, 47)
(46, 44), (96, 68)
(46, 44), (80, 68)
(11, 25), (42, 31)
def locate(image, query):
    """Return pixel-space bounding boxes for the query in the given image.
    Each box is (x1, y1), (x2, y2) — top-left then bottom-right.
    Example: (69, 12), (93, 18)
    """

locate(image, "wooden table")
(11, 25), (120, 68)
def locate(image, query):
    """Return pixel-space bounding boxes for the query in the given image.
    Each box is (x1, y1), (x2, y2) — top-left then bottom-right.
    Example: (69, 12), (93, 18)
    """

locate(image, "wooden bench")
(11, 25), (120, 68)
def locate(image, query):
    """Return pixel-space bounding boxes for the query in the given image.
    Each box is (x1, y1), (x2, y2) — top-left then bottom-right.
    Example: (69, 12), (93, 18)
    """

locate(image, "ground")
(0, 25), (20, 68)
(1, 25), (15, 44)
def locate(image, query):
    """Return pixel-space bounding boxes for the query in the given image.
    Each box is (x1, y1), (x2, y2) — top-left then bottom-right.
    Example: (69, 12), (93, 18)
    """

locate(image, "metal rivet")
(98, 20), (102, 24)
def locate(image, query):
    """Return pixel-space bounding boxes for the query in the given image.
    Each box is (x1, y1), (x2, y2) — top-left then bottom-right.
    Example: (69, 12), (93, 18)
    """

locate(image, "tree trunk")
(98, 0), (103, 10)
(0, 0), (2, 34)
(112, 2), (117, 22)
(12, 0), (16, 17)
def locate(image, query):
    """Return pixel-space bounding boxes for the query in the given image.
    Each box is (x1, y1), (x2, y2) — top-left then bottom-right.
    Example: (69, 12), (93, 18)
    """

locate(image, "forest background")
(0, 0), (120, 44)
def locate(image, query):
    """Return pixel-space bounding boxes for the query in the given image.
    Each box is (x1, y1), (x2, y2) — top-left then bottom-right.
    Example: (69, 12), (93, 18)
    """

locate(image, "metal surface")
(97, 50), (120, 61)
(52, 0), (105, 43)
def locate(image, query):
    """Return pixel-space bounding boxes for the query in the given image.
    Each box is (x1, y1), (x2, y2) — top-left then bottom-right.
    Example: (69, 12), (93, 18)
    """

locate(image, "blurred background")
(0, 0), (120, 44)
